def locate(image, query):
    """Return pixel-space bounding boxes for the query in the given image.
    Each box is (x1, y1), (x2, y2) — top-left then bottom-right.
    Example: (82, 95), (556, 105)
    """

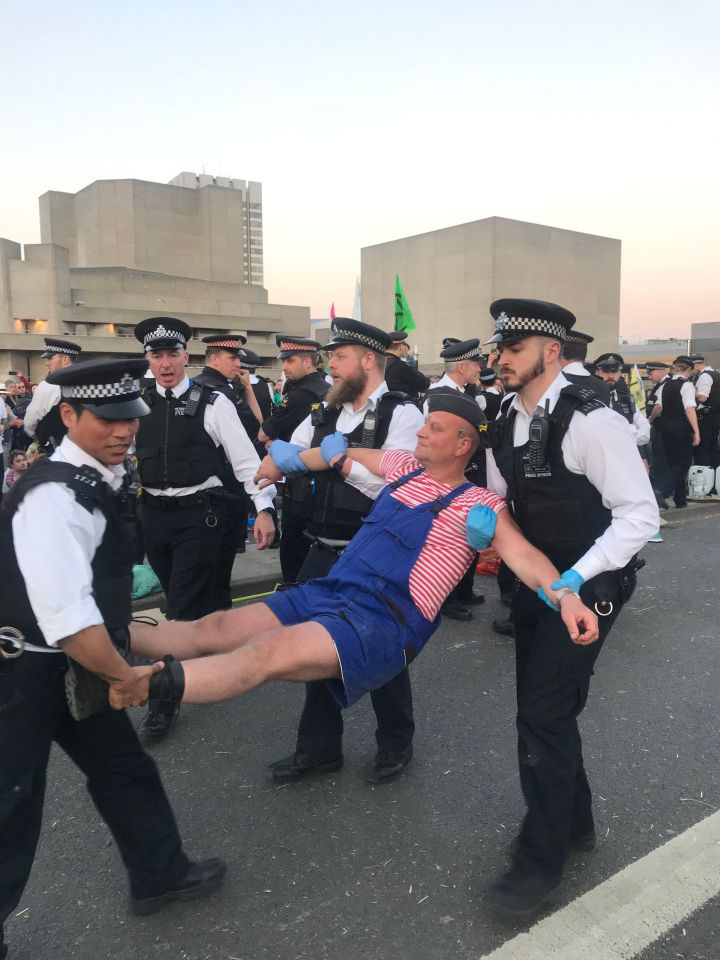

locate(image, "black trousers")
(0, 656), (190, 938)
(658, 424), (693, 506)
(278, 500), (309, 584)
(291, 542), (415, 758)
(511, 583), (622, 879)
(649, 423), (668, 491)
(142, 493), (240, 619)
(694, 413), (720, 471)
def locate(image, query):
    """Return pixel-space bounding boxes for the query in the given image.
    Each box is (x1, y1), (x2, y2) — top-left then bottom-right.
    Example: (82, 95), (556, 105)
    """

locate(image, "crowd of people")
(2, 295), (703, 957)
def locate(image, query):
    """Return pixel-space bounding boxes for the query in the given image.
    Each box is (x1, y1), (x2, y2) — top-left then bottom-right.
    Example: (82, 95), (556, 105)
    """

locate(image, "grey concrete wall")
(361, 217), (621, 372)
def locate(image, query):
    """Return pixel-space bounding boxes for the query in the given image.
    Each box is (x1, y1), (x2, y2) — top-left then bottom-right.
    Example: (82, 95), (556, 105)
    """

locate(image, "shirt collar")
(341, 380), (388, 417)
(562, 361), (589, 375)
(164, 375), (190, 398)
(52, 436), (127, 491)
(509, 371), (570, 417)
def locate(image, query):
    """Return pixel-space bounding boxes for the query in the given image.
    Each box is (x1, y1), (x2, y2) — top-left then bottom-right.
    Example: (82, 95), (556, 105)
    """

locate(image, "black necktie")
(165, 389), (174, 400)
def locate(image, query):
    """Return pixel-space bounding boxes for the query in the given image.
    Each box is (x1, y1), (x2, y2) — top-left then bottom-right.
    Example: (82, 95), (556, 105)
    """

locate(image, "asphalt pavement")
(7, 503), (720, 960)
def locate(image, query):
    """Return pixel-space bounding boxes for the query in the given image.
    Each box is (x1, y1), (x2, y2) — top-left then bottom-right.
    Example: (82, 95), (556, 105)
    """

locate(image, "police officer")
(478, 367), (503, 420)
(0, 358), (225, 958)
(691, 355), (720, 471)
(384, 330), (430, 398)
(257, 337), (329, 583)
(483, 298), (658, 915)
(594, 353), (651, 455)
(558, 331), (612, 403)
(645, 361), (672, 494)
(426, 339), (487, 619)
(133, 317), (276, 740)
(23, 337), (83, 453)
(259, 318), (424, 784)
(649, 355), (700, 508)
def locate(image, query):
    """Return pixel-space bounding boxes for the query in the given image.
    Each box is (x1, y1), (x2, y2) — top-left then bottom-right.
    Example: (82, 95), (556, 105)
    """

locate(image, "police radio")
(527, 400), (551, 472)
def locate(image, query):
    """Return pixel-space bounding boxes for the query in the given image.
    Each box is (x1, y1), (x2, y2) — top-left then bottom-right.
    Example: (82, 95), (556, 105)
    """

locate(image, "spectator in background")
(3, 449), (28, 493)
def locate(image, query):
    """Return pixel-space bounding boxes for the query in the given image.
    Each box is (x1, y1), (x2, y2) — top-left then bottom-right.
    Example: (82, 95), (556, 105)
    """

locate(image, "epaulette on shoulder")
(380, 390), (412, 405)
(558, 383), (605, 415)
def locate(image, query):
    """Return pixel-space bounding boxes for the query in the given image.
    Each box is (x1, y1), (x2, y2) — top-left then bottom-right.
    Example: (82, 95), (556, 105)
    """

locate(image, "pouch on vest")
(64, 660), (109, 721)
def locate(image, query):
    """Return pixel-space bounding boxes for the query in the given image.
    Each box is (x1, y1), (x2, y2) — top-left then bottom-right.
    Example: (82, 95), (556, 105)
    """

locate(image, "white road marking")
(481, 810), (720, 960)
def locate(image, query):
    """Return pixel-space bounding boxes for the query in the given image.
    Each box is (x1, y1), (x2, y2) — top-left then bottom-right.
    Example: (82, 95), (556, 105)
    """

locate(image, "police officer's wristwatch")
(331, 455), (348, 473)
(555, 588), (580, 602)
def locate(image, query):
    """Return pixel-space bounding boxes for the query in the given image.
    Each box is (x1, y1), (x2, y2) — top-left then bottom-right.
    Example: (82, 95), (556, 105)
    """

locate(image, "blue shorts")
(262, 580), (436, 708)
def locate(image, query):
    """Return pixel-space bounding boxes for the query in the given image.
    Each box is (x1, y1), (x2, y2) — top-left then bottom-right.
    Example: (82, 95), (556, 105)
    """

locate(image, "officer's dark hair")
(562, 341), (589, 363)
(205, 346), (234, 361)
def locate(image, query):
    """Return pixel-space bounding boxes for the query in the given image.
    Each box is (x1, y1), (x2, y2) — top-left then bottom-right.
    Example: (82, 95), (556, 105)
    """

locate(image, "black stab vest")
(0, 461), (133, 649)
(285, 393), (408, 541)
(135, 382), (227, 489)
(698, 369), (720, 410)
(495, 385), (612, 572)
(482, 391), (503, 422)
(608, 378), (635, 424)
(646, 376), (668, 416)
(659, 378), (691, 435)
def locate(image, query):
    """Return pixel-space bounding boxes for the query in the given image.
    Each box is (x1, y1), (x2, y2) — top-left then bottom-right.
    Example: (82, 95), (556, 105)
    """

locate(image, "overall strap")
(388, 467), (473, 515)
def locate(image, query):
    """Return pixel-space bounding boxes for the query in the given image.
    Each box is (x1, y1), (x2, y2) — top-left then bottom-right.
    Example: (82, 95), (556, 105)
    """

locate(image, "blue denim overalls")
(265, 468), (473, 706)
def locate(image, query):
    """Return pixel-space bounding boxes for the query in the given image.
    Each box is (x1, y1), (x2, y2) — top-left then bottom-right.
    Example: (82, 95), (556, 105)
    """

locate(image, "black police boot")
(138, 704), (180, 743)
(492, 618), (515, 638)
(440, 598), (473, 621)
(266, 752), (344, 784)
(364, 745), (413, 784)
(129, 857), (227, 916)
(485, 867), (562, 917)
(463, 590), (485, 606)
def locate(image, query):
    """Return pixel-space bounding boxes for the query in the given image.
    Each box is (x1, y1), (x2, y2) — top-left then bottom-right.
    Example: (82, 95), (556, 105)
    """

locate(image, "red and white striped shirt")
(380, 450), (506, 621)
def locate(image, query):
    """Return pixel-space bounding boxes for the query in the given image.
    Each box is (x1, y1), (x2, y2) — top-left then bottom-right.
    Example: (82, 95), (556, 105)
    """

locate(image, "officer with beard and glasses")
(481, 298), (658, 916)
(254, 318), (423, 785)
(594, 353), (650, 461)
(256, 337), (329, 583)
(0, 359), (225, 959)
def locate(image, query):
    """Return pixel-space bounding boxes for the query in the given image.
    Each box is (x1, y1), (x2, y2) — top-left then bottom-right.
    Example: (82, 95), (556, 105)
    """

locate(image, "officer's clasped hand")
(319, 431), (348, 465)
(269, 440), (308, 475)
(466, 504), (498, 551)
(538, 568), (585, 610)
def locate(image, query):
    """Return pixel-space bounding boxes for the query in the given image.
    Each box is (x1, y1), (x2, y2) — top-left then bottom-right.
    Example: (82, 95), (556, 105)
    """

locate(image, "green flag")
(394, 274), (416, 332)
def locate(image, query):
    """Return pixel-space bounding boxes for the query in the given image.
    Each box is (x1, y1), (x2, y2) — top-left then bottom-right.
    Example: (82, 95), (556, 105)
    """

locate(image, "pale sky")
(2, 0), (718, 340)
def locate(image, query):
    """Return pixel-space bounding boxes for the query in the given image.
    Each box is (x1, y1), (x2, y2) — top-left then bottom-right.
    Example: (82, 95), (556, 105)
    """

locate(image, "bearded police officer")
(0, 359), (225, 959)
(595, 353), (651, 452)
(482, 298), (658, 915)
(649, 355), (700, 509)
(257, 336), (329, 582)
(133, 318), (275, 741)
(23, 337), (82, 453)
(384, 330), (430, 398)
(256, 318), (423, 784)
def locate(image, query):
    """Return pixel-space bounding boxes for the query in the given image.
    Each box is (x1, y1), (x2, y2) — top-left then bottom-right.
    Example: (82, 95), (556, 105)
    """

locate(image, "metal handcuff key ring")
(0, 627), (26, 659)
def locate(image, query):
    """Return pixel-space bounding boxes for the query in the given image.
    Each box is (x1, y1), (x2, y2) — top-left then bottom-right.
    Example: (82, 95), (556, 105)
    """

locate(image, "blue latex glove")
(466, 504), (498, 551)
(319, 431), (348, 465)
(538, 568), (585, 610)
(269, 440), (308, 474)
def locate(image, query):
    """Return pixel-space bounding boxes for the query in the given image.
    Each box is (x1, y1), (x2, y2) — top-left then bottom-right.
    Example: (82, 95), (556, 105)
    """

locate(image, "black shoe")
(463, 591), (485, 606)
(492, 618), (515, 638)
(510, 829), (596, 859)
(364, 745), (413, 784)
(673, 500), (687, 509)
(129, 858), (226, 916)
(266, 752), (343, 784)
(485, 868), (562, 917)
(236, 542), (246, 554)
(441, 599), (473, 621)
(138, 705), (180, 743)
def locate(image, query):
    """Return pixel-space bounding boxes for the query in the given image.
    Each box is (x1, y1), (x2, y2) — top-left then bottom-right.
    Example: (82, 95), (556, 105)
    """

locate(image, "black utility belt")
(142, 491), (223, 511)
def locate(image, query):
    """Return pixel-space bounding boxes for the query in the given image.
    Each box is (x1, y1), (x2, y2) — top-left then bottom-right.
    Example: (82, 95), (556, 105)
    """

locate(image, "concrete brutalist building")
(361, 217), (621, 373)
(0, 172), (309, 381)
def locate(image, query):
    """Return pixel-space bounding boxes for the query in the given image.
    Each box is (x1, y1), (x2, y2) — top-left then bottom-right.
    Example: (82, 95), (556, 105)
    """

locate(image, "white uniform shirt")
(655, 376), (696, 409)
(12, 437), (126, 646)
(426, 373), (486, 411)
(290, 381), (423, 501)
(22, 379), (62, 438)
(486, 372), (659, 582)
(695, 366), (715, 400)
(143, 376), (276, 510)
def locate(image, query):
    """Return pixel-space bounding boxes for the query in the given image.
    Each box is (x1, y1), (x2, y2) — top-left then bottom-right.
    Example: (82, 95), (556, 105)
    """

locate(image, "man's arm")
(491, 509), (599, 644)
(685, 405), (701, 445)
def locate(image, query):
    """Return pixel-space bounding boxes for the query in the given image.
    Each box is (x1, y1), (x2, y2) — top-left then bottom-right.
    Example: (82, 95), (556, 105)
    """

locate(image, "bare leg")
(180, 621), (341, 703)
(131, 604), (282, 661)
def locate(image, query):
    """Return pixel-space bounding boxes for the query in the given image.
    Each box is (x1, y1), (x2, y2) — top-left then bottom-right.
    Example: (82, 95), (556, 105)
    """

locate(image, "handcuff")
(331, 454), (348, 474)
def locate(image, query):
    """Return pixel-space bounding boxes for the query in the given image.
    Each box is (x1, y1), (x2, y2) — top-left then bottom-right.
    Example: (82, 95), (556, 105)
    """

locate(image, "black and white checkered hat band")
(329, 330), (386, 352)
(143, 325), (186, 349)
(495, 314), (567, 341)
(447, 349), (482, 361)
(61, 376), (140, 400)
(45, 344), (79, 355)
